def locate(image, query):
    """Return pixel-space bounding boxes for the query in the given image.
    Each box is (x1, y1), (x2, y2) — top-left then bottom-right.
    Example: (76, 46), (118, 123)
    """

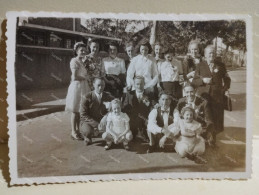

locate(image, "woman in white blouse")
(102, 41), (126, 98)
(126, 39), (158, 94)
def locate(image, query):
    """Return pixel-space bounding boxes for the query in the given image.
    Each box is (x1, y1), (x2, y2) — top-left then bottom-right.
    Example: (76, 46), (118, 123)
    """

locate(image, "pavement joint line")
(109, 155), (121, 163)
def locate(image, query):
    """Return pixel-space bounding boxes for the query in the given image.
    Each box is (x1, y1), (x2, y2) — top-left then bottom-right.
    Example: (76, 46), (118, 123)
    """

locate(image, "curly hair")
(135, 38), (152, 54)
(109, 98), (122, 112)
(181, 106), (195, 118)
(73, 42), (87, 56)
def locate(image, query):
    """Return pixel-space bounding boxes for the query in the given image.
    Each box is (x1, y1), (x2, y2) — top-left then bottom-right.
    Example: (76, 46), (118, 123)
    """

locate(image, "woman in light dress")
(65, 42), (90, 140)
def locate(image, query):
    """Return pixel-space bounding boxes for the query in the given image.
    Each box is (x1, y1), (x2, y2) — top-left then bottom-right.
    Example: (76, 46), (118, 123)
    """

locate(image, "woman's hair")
(154, 42), (163, 48)
(108, 41), (119, 49)
(109, 98), (122, 111)
(135, 38), (152, 54)
(125, 41), (134, 49)
(181, 106), (195, 118)
(87, 38), (100, 51)
(163, 47), (175, 56)
(73, 42), (87, 56)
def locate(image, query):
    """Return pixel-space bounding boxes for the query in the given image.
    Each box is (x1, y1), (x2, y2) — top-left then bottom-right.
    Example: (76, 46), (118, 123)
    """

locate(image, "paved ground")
(16, 68), (247, 177)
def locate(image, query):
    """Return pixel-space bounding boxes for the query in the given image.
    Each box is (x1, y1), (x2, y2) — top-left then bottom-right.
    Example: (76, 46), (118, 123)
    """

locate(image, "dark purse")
(223, 90), (232, 111)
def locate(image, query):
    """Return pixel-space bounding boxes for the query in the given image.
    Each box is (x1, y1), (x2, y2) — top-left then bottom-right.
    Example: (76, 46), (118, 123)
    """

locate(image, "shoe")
(194, 155), (207, 164)
(123, 143), (130, 151)
(84, 138), (92, 146)
(104, 142), (112, 150)
(147, 146), (155, 153)
(71, 132), (83, 140)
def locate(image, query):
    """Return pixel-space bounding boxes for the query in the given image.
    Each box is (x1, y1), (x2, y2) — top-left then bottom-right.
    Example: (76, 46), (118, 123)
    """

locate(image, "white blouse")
(127, 54), (158, 89)
(158, 61), (179, 82)
(102, 56), (126, 76)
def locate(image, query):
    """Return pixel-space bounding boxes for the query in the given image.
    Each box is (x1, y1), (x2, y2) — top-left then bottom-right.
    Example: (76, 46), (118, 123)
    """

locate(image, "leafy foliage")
(82, 18), (246, 55)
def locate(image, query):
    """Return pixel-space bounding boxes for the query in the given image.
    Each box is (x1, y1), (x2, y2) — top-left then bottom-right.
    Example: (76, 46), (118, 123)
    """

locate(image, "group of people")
(65, 37), (231, 162)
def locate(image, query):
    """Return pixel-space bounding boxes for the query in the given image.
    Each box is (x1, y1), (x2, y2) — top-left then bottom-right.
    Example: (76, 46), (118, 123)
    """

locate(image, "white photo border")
(6, 11), (253, 185)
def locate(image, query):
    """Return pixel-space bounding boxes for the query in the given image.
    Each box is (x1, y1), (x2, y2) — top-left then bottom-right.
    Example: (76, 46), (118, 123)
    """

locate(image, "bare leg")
(75, 112), (80, 132)
(71, 112), (81, 140)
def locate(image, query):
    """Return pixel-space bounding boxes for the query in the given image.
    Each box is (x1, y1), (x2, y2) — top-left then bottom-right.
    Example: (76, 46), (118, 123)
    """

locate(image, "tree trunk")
(149, 20), (157, 48)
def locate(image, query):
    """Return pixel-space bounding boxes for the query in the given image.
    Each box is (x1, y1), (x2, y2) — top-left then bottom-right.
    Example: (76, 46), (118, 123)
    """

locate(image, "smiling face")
(112, 103), (121, 116)
(126, 46), (134, 59)
(140, 45), (149, 56)
(189, 43), (199, 58)
(183, 110), (194, 123)
(164, 53), (172, 62)
(159, 94), (171, 110)
(109, 45), (118, 58)
(184, 86), (195, 102)
(90, 42), (99, 55)
(76, 46), (87, 58)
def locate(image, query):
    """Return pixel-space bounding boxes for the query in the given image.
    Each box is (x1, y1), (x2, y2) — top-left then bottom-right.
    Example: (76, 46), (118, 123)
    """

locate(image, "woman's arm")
(71, 68), (85, 81)
(145, 59), (158, 89)
(126, 58), (135, 88)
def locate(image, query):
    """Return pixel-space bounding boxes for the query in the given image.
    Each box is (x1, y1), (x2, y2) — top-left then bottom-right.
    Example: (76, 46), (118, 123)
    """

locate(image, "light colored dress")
(106, 112), (130, 136)
(168, 119), (205, 156)
(127, 54), (158, 91)
(65, 57), (90, 112)
(102, 112), (133, 143)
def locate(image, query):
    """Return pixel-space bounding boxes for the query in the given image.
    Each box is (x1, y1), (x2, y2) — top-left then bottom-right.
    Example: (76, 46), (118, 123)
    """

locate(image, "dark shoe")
(194, 155), (207, 164)
(123, 143), (130, 151)
(147, 146), (155, 153)
(84, 138), (92, 146)
(71, 132), (83, 140)
(104, 142), (112, 150)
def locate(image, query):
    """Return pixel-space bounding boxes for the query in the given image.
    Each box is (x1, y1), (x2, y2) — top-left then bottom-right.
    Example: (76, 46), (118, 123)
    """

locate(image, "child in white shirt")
(102, 99), (133, 150)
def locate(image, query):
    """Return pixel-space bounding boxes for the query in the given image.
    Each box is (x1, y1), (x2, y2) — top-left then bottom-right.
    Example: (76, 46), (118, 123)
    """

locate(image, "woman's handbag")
(223, 90), (232, 111)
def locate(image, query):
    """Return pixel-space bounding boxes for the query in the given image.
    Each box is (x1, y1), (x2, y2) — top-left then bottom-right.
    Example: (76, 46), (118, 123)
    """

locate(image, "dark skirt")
(160, 81), (182, 100)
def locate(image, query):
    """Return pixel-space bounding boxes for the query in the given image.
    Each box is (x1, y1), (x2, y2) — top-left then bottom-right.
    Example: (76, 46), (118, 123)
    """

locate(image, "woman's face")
(190, 43), (199, 58)
(109, 45), (118, 58)
(183, 110), (193, 123)
(140, 45), (149, 56)
(164, 53), (172, 62)
(76, 47), (87, 58)
(126, 46), (134, 59)
(112, 103), (121, 116)
(90, 42), (99, 55)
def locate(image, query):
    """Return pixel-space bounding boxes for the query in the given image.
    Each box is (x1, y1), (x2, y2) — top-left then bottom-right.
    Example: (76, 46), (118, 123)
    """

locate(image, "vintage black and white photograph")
(7, 12), (252, 184)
